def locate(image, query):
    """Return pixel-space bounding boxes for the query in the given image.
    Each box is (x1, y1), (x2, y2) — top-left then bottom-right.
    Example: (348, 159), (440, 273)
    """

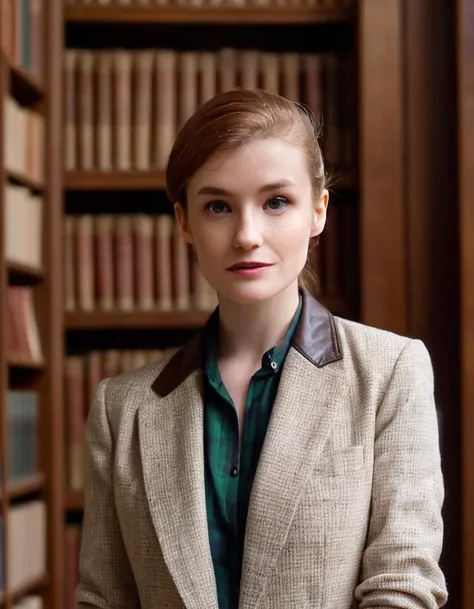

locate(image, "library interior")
(0, 1), (473, 608)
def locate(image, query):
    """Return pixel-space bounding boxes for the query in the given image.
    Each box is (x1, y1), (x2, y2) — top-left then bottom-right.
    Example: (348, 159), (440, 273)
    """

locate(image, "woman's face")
(176, 136), (328, 306)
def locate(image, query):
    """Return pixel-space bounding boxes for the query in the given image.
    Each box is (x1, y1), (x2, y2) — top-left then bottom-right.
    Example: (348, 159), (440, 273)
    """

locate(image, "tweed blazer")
(76, 291), (448, 609)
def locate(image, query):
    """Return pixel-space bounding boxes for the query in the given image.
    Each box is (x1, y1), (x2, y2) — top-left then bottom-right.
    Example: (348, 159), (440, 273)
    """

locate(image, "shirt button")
(230, 466), (238, 477)
(270, 361), (277, 370)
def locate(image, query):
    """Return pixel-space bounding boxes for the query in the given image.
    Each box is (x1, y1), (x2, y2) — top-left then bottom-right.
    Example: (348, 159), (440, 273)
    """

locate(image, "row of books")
(6, 391), (39, 484)
(7, 287), (43, 364)
(1, 501), (46, 594)
(64, 48), (355, 173)
(0, 0), (44, 82)
(65, 349), (177, 490)
(5, 184), (43, 269)
(4, 97), (45, 184)
(65, 214), (217, 313)
(65, 525), (81, 609)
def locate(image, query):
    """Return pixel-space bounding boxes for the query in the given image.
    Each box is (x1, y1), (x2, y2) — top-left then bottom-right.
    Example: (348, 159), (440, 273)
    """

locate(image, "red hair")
(166, 88), (327, 295)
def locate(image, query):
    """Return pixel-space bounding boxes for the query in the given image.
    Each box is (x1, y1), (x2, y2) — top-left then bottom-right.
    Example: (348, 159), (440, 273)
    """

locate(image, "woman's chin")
(216, 281), (287, 306)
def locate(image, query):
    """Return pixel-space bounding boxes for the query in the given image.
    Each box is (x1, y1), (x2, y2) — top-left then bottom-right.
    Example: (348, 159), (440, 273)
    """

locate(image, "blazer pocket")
(314, 445), (365, 477)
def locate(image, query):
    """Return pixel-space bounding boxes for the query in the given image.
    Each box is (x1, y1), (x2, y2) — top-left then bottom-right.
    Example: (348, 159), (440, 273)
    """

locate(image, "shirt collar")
(204, 293), (303, 380)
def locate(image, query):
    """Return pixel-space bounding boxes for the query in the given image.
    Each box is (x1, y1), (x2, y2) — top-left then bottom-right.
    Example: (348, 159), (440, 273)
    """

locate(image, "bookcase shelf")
(65, 170), (167, 191)
(0, 574), (49, 607)
(1, 1), (63, 607)
(64, 170), (356, 193)
(7, 261), (46, 284)
(5, 473), (45, 501)
(64, 491), (84, 512)
(65, 4), (355, 25)
(7, 357), (44, 371)
(7, 59), (45, 106)
(65, 309), (211, 330)
(6, 170), (45, 194)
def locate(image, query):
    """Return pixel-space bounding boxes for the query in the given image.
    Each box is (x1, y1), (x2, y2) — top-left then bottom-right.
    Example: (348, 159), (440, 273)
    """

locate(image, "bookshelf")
(0, 1), (63, 609)
(57, 1), (464, 608)
(61, 0), (359, 541)
(64, 3), (356, 25)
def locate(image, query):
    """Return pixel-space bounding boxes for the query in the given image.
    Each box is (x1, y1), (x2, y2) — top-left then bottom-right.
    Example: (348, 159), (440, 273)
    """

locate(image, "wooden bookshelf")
(64, 491), (84, 512)
(65, 170), (167, 191)
(7, 357), (44, 371)
(58, 2), (466, 608)
(7, 60), (45, 107)
(65, 3), (355, 25)
(65, 309), (211, 330)
(65, 170), (357, 192)
(6, 170), (45, 194)
(0, 0), (63, 608)
(0, 574), (49, 607)
(5, 474), (46, 501)
(7, 261), (46, 284)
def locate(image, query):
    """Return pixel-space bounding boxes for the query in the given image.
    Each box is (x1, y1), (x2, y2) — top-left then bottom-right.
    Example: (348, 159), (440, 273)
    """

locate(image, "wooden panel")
(38, 0), (65, 607)
(65, 4), (355, 25)
(457, 0), (474, 606)
(404, 2), (461, 606)
(358, 0), (407, 333)
(0, 54), (10, 609)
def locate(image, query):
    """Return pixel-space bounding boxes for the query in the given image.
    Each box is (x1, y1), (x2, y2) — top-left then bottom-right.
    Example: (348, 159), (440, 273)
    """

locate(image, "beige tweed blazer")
(76, 290), (448, 609)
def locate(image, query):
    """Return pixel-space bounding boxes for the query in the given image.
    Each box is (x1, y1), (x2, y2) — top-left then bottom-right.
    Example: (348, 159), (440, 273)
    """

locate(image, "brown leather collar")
(152, 288), (343, 397)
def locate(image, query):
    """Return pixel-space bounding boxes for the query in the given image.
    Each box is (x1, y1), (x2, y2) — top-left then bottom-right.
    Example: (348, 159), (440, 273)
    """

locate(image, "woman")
(76, 89), (447, 609)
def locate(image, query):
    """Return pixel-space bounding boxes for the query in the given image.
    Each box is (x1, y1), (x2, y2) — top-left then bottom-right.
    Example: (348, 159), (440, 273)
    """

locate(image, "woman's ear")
(174, 202), (194, 244)
(310, 189), (329, 238)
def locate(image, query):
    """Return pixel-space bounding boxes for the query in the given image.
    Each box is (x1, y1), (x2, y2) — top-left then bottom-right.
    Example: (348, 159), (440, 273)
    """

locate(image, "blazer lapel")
(239, 348), (348, 609)
(138, 370), (219, 609)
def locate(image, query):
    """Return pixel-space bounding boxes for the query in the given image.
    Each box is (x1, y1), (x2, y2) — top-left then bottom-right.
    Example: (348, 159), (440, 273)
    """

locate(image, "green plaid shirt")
(203, 297), (302, 609)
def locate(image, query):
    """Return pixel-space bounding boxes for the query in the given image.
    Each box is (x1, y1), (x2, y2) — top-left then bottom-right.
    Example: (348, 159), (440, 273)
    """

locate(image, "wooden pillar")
(457, 1), (474, 607)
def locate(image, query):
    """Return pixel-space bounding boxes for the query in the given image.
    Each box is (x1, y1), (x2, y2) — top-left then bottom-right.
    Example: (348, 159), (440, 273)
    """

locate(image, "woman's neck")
(216, 282), (300, 363)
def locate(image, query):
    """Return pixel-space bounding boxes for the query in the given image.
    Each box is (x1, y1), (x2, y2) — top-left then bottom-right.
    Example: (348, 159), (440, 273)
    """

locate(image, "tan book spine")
(154, 50), (176, 170)
(218, 48), (237, 92)
(155, 215), (173, 311)
(96, 52), (113, 171)
(65, 357), (85, 491)
(64, 50), (77, 171)
(115, 215), (134, 311)
(281, 53), (300, 102)
(87, 351), (102, 414)
(178, 52), (198, 130)
(114, 51), (132, 171)
(304, 54), (323, 122)
(240, 51), (259, 90)
(95, 215), (114, 311)
(120, 350), (135, 374)
(131, 350), (148, 370)
(259, 53), (280, 93)
(198, 52), (217, 105)
(64, 216), (76, 311)
(323, 53), (342, 169)
(322, 204), (341, 297)
(173, 222), (190, 310)
(134, 215), (154, 310)
(78, 51), (95, 171)
(103, 350), (121, 378)
(76, 215), (95, 311)
(134, 51), (153, 171)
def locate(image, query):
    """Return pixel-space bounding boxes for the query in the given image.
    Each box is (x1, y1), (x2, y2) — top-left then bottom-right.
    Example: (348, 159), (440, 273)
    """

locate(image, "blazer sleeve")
(354, 339), (448, 609)
(76, 379), (140, 609)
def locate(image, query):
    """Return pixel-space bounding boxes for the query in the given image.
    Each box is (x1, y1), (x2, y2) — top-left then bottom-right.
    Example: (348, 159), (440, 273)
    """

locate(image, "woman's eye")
(265, 196), (288, 211)
(206, 201), (230, 214)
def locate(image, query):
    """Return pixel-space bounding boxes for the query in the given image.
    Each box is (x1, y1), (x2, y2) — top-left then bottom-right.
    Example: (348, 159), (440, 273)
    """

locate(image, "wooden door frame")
(457, 1), (474, 607)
